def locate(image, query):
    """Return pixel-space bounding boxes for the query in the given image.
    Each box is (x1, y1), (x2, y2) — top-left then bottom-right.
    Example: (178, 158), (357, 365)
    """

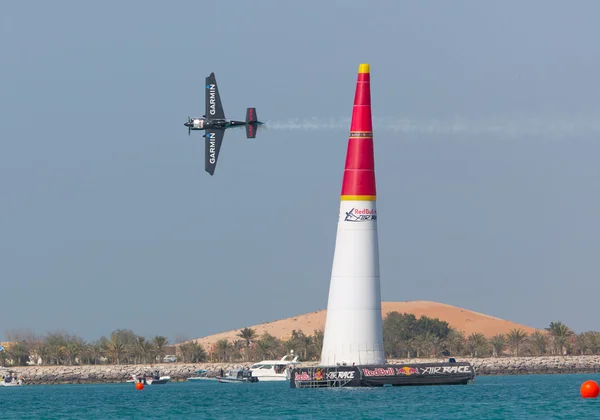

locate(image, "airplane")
(184, 72), (264, 175)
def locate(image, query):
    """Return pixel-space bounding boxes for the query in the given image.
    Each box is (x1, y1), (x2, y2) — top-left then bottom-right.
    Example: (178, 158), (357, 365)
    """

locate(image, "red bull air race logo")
(344, 208), (377, 222)
(362, 367), (418, 377)
(362, 365), (472, 376)
(294, 369), (355, 381)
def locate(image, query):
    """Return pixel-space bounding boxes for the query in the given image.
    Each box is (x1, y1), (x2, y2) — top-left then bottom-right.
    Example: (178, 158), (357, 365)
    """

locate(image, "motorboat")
(249, 353), (300, 382)
(216, 368), (258, 384)
(188, 369), (215, 381)
(1, 370), (23, 387)
(145, 375), (170, 385)
(129, 371), (171, 385)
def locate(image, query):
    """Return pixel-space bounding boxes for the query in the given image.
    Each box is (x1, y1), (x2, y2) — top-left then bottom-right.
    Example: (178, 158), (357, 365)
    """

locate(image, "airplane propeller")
(188, 116), (191, 136)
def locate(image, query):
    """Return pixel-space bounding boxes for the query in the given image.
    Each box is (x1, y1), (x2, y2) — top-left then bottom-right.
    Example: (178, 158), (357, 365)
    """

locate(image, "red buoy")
(580, 380), (599, 398)
(135, 382), (144, 390)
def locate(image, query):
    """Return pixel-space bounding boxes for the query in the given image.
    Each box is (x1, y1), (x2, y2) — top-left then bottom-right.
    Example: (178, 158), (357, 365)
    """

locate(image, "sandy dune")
(191, 301), (540, 349)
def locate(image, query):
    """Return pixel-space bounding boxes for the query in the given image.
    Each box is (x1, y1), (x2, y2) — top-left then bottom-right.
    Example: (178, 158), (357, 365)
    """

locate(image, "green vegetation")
(206, 329), (324, 363)
(0, 329), (205, 367)
(381, 313), (586, 359)
(0, 315), (597, 367)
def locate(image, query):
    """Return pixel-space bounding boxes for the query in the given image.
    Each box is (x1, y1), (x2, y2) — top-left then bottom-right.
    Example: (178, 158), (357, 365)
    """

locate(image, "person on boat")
(153, 369), (160, 380)
(220, 368), (224, 377)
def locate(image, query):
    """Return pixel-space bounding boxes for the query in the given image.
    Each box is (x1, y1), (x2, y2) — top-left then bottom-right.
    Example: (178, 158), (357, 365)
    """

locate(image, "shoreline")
(3, 356), (600, 385)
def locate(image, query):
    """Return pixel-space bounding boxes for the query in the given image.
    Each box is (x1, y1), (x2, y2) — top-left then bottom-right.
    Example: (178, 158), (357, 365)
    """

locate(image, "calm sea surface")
(1, 374), (599, 419)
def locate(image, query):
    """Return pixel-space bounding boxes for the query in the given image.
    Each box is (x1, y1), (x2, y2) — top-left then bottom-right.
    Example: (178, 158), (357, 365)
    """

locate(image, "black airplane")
(184, 72), (264, 175)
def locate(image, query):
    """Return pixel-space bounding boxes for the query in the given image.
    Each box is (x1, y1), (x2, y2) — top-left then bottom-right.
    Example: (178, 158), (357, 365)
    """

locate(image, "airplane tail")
(245, 108), (259, 138)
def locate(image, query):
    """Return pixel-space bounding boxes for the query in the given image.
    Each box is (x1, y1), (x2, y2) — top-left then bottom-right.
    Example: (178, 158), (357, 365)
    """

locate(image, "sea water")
(0, 374), (599, 419)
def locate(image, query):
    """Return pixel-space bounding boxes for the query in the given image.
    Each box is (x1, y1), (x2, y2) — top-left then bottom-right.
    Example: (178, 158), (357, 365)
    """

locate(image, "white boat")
(216, 368), (258, 384)
(129, 372), (171, 385)
(1, 371), (23, 387)
(146, 376), (170, 385)
(249, 353), (301, 382)
(1, 380), (22, 387)
(188, 369), (215, 381)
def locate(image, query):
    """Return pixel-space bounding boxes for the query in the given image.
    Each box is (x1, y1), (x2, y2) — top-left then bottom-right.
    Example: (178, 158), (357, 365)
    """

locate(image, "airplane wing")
(205, 129), (225, 176)
(205, 73), (226, 120)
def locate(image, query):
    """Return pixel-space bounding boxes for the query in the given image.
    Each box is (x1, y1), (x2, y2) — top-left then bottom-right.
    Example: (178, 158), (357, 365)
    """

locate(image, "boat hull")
(217, 378), (256, 384)
(147, 376), (171, 385)
(0, 382), (22, 387)
(217, 377), (258, 384)
(248, 374), (288, 382)
(128, 375), (171, 385)
(290, 362), (475, 388)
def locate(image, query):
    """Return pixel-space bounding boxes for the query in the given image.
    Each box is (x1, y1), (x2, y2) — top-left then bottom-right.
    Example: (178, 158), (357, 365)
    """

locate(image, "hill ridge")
(190, 301), (539, 348)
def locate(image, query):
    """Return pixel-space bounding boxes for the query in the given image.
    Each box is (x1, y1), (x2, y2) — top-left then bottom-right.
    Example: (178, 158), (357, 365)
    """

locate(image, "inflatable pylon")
(320, 63), (385, 366)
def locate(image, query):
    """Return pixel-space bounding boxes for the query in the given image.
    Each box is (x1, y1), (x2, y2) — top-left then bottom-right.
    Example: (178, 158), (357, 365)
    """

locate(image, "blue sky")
(2, 0), (600, 343)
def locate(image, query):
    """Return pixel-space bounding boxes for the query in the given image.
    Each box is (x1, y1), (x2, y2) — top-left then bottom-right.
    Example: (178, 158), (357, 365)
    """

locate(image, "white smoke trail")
(264, 116), (600, 138)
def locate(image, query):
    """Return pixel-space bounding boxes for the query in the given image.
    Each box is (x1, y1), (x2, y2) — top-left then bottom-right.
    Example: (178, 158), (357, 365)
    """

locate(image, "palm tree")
(283, 338), (298, 355)
(258, 333), (282, 359)
(443, 330), (466, 357)
(546, 321), (572, 355)
(231, 340), (245, 361)
(255, 340), (277, 360)
(177, 342), (192, 363)
(107, 334), (127, 365)
(152, 336), (168, 363)
(237, 328), (257, 361)
(529, 331), (548, 356)
(575, 333), (589, 355)
(489, 334), (507, 357)
(215, 339), (232, 362)
(86, 342), (105, 365)
(402, 338), (416, 358)
(188, 342), (208, 363)
(36, 344), (51, 365)
(64, 341), (83, 365)
(43, 332), (67, 365)
(427, 333), (443, 358)
(47, 343), (66, 365)
(7, 342), (30, 366)
(135, 336), (155, 364)
(587, 332), (600, 355)
(466, 333), (487, 357)
(312, 330), (324, 355)
(297, 333), (313, 361)
(507, 329), (528, 357)
(412, 335), (432, 358)
(107, 330), (137, 363)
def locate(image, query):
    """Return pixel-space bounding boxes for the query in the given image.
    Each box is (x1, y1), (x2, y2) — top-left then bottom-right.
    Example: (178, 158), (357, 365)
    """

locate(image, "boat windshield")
(274, 364), (287, 374)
